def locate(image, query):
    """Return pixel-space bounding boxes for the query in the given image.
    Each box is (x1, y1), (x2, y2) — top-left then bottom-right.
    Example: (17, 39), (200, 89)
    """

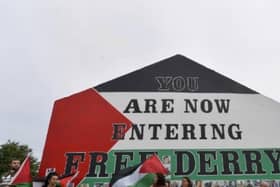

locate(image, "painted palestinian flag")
(38, 55), (280, 186)
(10, 154), (32, 187)
(110, 155), (168, 187)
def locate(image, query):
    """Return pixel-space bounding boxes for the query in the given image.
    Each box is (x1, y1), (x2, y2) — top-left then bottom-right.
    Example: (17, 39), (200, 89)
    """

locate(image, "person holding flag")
(0, 154), (32, 187)
(109, 155), (168, 187)
(0, 159), (21, 186)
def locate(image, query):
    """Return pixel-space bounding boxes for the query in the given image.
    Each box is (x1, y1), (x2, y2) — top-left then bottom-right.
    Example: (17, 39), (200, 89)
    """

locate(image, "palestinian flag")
(59, 172), (79, 187)
(38, 55), (280, 185)
(109, 155), (168, 187)
(10, 154), (32, 187)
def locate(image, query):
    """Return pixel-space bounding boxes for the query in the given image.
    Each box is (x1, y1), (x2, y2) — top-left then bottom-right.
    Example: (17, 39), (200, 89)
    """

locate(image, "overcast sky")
(0, 1), (279, 160)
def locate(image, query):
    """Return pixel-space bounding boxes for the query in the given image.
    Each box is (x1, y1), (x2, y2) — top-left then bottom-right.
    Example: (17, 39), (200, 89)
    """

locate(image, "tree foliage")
(0, 140), (40, 177)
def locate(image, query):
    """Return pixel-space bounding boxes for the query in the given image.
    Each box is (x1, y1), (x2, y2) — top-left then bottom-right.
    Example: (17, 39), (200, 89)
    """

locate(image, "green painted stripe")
(15, 183), (32, 187)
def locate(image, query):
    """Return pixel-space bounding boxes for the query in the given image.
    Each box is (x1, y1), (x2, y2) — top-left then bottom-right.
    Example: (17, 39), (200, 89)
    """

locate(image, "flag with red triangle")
(10, 154), (32, 187)
(109, 155), (168, 187)
(59, 172), (79, 187)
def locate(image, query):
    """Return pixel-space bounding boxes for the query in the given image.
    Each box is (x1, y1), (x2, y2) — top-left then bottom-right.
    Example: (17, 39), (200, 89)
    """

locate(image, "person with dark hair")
(181, 176), (192, 187)
(43, 172), (59, 187)
(152, 173), (167, 187)
(0, 159), (21, 187)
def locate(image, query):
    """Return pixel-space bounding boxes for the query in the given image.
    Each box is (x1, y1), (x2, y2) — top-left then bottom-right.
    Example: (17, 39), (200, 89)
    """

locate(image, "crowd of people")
(1, 158), (278, 187)
(0, 158), (191, 187)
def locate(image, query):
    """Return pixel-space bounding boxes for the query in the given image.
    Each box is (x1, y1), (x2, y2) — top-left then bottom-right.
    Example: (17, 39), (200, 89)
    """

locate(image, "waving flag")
(10, 154), (32, 187)
(110, 155), (168, 187)
(59, 172), (79, 187)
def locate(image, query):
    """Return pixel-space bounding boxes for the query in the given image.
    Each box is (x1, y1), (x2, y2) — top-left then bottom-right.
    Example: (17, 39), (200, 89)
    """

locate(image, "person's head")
(181, 176), (192, 187)
(260, 182), (269, 187)
(153, 173), (166, 187)
(162, 156), (170, 164)
(44, 172), (59, 187)
(10, 159), (21, 171)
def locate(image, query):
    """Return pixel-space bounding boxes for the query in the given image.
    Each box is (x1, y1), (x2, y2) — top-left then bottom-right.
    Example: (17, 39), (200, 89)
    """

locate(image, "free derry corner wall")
(38, 55), (280, 186)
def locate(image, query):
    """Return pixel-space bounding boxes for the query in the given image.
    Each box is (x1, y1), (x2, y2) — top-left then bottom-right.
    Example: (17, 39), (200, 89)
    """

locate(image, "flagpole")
(9, 153), (31, 185)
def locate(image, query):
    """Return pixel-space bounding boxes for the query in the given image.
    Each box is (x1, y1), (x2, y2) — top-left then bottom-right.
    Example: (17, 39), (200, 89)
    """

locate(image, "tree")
(0, 140), (40, 177)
